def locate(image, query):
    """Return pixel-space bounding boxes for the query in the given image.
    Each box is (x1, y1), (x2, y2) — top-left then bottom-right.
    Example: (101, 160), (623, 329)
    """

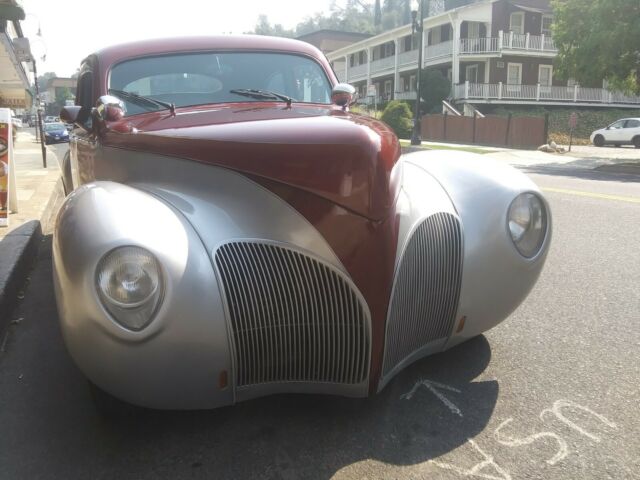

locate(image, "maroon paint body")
(75, 36), (403, 392)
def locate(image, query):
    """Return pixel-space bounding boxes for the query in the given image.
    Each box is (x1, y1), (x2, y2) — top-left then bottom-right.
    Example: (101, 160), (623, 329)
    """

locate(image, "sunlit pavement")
(0, 164), (638, 479)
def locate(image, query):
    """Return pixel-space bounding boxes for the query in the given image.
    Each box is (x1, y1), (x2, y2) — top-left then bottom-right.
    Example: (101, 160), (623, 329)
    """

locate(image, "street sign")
(569, 112), (578, 129)
(568, 112), (578, 152)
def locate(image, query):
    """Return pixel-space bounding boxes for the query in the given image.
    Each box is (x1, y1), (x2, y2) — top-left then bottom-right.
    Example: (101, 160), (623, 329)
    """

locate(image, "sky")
(19, 0), (346, 77)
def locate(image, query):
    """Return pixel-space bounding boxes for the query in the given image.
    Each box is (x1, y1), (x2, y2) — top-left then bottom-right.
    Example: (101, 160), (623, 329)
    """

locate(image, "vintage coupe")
(55, 36), (550, 410)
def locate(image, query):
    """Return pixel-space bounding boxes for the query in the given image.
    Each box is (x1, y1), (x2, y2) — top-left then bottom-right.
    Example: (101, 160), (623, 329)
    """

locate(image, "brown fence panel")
(420, 113), (546, 149)
(475, 116), (509, 146)
(422, 115), (445, 141)
(444, 116), (474, 143)
(509, 116), (545, 148)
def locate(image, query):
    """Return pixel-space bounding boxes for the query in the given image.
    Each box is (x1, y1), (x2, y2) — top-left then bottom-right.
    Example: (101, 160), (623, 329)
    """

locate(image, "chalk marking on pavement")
(401, 379), (463, 417)
(428, 439), (512, 480)
(494, 418), (568, 465)
(540, 399), (617, 442)
(542, 187), (640, 204)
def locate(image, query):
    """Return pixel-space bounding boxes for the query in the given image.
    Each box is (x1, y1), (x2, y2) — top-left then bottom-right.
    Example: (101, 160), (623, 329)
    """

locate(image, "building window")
(468, 22), (480, 39)
(431, 26), (441, 45)
(359, 51), (365, 64)
(538, 65), (553, 86)
(403, 35), (413, 52)
(542, 15), (553, 36)
(384, 80), (392, 100)
(466, 64), (479, 83)
(507, 63), (522, 85)
(509, 12), (525, 35)
(409, 75), (417, 92)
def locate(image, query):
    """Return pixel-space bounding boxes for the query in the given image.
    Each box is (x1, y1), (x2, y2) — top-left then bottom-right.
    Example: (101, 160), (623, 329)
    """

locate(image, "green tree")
(381, 100), (413, 139)
(420, 69), (451, 112)
(551, 0), (640, 94)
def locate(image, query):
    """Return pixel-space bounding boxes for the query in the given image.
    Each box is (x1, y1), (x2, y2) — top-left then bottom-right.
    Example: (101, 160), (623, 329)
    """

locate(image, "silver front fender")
(53, 181), (234, 409)
(402, 150), (551, 348)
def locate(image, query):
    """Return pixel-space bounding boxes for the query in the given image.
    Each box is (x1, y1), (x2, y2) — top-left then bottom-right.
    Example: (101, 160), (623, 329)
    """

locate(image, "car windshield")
(109, 52), (332, 116)
(44, 123), (65, 131)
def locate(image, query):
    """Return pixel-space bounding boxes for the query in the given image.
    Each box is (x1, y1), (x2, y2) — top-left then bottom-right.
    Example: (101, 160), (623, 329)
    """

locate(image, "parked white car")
(590, 118), (640, 148)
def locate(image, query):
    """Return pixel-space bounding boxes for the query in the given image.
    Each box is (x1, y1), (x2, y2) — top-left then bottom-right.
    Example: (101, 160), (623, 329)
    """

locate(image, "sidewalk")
(0, 128), (64, 323)
(1, 128), (63, 240)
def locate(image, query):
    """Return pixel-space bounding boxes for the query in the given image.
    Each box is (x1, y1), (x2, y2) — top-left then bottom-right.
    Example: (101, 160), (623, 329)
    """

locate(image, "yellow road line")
(542, 187), (640, 204)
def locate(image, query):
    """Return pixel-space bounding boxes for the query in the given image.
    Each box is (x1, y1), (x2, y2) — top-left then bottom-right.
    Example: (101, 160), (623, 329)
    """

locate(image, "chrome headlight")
(507, 193), (548, 258)
(96, 246), (163, 330)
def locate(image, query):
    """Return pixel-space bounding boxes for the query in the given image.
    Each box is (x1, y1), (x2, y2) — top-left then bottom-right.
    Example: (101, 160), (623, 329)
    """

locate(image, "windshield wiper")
(229, 89), (292, 107)
(108, 89), (176, 115)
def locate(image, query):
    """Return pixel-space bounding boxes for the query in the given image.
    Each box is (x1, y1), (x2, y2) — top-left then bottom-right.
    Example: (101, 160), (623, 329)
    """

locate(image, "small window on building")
(542, 15), (553, 36)
(509, 12), (525, 35)
(507, 63), (522, 85)
(409, 75), (417, 92)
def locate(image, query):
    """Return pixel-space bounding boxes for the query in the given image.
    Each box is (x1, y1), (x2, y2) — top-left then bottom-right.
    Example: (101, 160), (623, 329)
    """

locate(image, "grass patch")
(399, 140), (494, 154)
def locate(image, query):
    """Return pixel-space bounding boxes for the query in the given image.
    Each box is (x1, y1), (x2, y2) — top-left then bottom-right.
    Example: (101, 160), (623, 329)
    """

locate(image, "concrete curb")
(0, 220), (43, 330)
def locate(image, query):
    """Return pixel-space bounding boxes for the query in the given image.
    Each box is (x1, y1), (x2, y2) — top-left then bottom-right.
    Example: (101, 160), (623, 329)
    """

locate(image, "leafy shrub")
(381, 100), (414, 139)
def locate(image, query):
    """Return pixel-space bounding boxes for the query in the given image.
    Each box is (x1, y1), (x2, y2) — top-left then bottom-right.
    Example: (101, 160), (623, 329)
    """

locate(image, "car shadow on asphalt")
(518, 163), (640, 183)
(1, 235), (498, 479)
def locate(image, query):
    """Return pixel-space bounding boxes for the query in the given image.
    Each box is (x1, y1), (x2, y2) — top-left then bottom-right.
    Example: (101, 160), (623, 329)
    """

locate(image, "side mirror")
(93, 95), (125, 123)
(331, 83), (357, 110)
(60, 105), (81, 124)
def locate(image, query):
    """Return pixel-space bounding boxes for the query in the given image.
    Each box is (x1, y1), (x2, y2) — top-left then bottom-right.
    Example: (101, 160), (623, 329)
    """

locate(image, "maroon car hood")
(103, 104), (401, 221)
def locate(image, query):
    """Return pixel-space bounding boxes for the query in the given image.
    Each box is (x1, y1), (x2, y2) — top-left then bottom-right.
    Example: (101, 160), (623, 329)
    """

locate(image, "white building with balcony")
(327, 0), (640, 109)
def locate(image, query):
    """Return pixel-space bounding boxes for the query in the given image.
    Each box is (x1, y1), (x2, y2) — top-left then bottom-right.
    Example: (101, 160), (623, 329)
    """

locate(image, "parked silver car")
(590, 118), (640, 148)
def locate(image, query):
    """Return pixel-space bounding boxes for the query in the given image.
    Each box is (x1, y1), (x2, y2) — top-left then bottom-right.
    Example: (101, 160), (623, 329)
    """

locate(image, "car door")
(622, 119), (640, 143)
(605, 119), (626, 143)
(70, 64), (98, 189)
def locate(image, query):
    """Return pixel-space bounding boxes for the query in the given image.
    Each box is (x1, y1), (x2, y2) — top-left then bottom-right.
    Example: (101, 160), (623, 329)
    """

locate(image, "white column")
(344, 55), (349, 83)
(366, 47), (372, 88)
(498, 30), (504, 50)
(394, 39), (400, 99)
(525, 33), (530, 50)
(452, 18), (462, 90)
(536, 83), (541, 101)
(484, 59), (490, 83)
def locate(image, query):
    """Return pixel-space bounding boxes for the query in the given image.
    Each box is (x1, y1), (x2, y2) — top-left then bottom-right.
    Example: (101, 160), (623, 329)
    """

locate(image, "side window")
(610, 120), (625, 129)
(624, 119), (640, 128)
(76, 72), (94, 109)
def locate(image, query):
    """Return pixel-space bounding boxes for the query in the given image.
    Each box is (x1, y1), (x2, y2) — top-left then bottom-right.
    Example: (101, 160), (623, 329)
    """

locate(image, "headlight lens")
(96, 246), (163, 330)
(508, 193), (547, 258)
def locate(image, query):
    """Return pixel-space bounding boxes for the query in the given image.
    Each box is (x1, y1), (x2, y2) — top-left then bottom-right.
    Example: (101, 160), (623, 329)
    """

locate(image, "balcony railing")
(424, 40), (453, 61)
(370, 55), (396, 74)
(398, 49), (418, 67)
(459, 37), (500, 54)
(348, 63), (368, 80)
(502, 32), (557, 52)
(453, 82), (640, 105)
(395, 91), (419, 101)
(334, 68), (346, 83)
(459, 33), (556, 55)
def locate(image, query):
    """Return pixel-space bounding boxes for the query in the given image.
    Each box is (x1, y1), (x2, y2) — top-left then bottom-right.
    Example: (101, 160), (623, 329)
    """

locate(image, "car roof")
(92, 35), (326, 68)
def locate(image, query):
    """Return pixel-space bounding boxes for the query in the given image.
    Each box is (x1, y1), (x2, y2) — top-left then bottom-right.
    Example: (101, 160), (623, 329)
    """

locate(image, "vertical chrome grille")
(382, 212), (463, 377)
(215, 241), (371, 388)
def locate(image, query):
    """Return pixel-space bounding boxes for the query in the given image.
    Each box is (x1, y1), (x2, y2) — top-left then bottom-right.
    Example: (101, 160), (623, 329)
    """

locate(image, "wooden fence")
(421, 113), (548, 149)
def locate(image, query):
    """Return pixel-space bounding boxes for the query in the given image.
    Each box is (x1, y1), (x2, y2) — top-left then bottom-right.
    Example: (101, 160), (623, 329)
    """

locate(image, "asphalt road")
(0, 154), (638, 480)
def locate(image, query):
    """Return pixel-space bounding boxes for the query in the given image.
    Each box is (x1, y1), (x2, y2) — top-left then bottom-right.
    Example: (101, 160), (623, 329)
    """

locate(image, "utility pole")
(31, 56), (46, 168)
(410, 0), (428, 146)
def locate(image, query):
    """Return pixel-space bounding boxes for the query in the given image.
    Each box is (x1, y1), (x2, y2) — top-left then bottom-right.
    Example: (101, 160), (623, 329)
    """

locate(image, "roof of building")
(296, 30), (373, 40)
